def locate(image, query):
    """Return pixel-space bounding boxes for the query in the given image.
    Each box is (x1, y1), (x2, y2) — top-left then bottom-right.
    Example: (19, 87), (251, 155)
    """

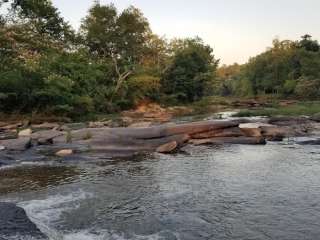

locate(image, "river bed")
(1, 138), (320, 240)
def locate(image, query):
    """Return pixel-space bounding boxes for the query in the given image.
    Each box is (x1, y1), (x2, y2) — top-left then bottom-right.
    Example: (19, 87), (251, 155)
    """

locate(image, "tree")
(8, 0), (74, 42)
(162, 37), (219, 102)
(81, 3), (151, 102)
(295, 76), (320, 99)
(298, 34), (320, 52)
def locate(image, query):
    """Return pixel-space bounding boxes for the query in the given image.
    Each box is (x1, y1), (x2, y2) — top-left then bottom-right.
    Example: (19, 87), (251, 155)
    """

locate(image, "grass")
(233, 101), (320, 117)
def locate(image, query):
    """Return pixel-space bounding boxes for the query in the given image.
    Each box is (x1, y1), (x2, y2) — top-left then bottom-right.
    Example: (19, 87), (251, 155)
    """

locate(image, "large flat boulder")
(191, 127), (244, 139)
(31, 130), (64, 145)
(191, 137), (266, 145)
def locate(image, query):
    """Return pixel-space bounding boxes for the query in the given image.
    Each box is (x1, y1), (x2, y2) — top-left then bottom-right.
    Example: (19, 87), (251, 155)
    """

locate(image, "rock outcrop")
(0, 137), (31, 151)
(0, 117), (318, 159)
(0, 202), (48, 239)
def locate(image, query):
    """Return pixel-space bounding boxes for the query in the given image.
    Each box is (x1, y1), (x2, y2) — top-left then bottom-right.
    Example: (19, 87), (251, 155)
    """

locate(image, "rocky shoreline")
(1, 115), (320, 166)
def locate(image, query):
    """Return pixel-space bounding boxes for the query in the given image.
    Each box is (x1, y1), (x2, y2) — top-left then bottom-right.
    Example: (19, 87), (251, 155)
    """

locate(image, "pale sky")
(51, 1), (320, 64)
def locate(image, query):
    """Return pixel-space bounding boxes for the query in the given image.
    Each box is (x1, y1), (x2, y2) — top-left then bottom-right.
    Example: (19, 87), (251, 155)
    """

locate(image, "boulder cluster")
(2, 116), (319, 158)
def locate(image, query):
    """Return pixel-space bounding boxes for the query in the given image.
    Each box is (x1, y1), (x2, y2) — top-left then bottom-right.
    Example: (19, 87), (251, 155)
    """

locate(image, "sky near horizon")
(51, 0), (320, 64)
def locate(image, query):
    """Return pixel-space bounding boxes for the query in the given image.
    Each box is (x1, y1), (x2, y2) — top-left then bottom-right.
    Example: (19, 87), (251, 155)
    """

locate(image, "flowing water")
(1, 139), (320, 240)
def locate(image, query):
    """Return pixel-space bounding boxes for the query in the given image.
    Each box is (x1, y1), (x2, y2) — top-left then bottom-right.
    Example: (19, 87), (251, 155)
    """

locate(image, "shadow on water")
(0, 165), (80, 195)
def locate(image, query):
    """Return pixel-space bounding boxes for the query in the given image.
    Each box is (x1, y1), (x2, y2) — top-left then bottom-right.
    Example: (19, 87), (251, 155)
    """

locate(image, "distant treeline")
(0, 1), (319, 117)
(216, 35), (320, 99)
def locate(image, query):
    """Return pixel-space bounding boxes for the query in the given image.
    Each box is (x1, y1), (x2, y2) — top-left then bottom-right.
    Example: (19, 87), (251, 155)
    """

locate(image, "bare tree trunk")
(110, 56), (132, 102)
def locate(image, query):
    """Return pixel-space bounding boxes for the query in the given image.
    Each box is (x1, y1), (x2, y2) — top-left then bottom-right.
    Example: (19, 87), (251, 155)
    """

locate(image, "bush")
(72, 95), (94, 115)
(295, 77), (320, 99)
(127, 74), (161, 103)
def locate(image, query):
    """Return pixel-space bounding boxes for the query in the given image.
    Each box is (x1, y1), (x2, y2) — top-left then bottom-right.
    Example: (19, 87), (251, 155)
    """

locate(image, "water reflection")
(0, 165), (79, 194)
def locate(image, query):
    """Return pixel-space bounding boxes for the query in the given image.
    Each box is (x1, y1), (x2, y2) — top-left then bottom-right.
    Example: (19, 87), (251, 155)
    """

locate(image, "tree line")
(0, 0), (218, 116)
(216, 34), (320, 99)
(0, 1), (319, 117)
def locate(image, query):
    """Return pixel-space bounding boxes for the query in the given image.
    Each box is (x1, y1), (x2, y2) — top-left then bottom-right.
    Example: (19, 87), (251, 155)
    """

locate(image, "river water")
(1, 139), (320, 240)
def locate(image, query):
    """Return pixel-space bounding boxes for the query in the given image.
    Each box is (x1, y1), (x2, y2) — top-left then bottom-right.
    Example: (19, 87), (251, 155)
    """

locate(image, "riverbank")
(1, 112), (320, 168)
(1, 97), (319, 123)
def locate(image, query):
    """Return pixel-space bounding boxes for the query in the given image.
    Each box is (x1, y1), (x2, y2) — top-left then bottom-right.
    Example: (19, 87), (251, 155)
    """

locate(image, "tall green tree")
(81, 3), (151, 102)
(6, 0), (74, 42)
(162, 37), (219, 102)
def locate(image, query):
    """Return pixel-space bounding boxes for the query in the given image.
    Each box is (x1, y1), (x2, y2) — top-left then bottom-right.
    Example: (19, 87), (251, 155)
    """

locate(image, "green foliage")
(127, 73), (161, 103)
(220, 35), (320, 99)
(234, 102), (320, 117)
(81, 3), (150, 64)
(295, 77), (320, 99)
(162, 38), (219, 103)
(283, 79), (297, 95)
(1, 1), (319, 118)
(10, 0), (74, 42)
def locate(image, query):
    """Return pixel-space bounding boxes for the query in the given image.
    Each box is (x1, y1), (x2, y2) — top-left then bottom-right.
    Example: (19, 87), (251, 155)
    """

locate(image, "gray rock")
(311, 113), (320, 122)
(31, 122), (60, 130)
(0, 202), (48, 239)
(18, 128), (32, 137)
(88, 120), (112, 128)
(59, 122), (87, 131)
(0, 137), (31, 151)
(31, 130), (64, 145)
(0, 130), (18, 140)
(297, 139), (320, 145)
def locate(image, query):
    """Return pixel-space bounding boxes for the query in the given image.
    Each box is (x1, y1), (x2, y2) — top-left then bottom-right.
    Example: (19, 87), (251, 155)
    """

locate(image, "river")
(1, 137), (320, 240)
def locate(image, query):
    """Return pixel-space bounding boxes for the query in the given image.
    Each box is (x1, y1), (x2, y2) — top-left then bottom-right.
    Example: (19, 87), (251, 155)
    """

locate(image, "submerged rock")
(297, 139), (320, 145)
(0, 202), (48, 239)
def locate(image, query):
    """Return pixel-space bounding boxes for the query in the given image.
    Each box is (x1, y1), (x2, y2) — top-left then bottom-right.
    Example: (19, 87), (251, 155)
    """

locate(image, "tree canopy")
(216, 35), (320, 99)
(0, 1), (319, 118)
